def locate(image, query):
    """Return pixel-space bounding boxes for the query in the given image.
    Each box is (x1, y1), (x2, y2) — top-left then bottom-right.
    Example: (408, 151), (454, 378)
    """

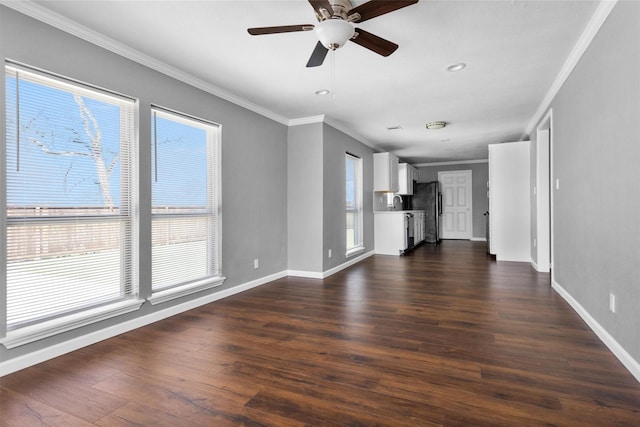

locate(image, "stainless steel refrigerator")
(413, 181), (441, 243)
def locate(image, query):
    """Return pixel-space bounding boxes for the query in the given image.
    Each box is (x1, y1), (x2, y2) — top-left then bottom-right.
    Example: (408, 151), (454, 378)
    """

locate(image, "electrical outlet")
(254, 259), (259, 269)
(328, 249), (332, 258)
(609, 293), (616, 313)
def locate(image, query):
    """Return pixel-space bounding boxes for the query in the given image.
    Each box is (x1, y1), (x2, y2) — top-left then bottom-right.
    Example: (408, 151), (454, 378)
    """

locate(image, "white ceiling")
(21, 0), (601, 163)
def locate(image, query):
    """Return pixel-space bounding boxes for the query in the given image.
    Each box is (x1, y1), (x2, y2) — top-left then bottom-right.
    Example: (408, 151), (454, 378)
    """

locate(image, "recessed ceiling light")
(447, 63), (466, 72)
(315, 89), (330, 96)
(386, 125), (403, 131)
(426, 121), (447, 130)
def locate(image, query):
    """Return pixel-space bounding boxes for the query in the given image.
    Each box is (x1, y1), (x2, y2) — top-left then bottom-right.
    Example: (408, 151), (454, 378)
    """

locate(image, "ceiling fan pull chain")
(331, 48), (336, 101)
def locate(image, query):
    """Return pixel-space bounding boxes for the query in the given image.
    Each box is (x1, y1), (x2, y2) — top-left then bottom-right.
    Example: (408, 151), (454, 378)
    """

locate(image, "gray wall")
(416, 162), (489, 240)
(287, 122), (375, 274)
(529, 2), (640, 362)
(287, 123), (324, 272)
(322, 124), (374, 271)
(1, 6), (288, 363)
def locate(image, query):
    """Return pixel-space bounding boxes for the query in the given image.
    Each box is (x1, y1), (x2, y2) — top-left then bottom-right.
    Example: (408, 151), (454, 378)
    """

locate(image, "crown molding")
(0, 0), (290, 126)
(288, 115), (325, 126)
(323, 116), (378, 150)
(521, 0), (618, 139)
(414, 159), (488, 167)
(288, 114), (378, 150)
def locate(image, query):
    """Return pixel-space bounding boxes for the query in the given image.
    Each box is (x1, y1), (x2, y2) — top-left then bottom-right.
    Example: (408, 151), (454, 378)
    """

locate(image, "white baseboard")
(531, 259), (548, 273)
(0, 270), (287, 377)
(531, 259), (540, 271)
(552, 279), (640, 383)
(288, 250), (374, 279)
(322, 250), (374, 278)
(530, 259), (551, 273)
(287, 270), (324, 279)
(470, 237), (487, 242)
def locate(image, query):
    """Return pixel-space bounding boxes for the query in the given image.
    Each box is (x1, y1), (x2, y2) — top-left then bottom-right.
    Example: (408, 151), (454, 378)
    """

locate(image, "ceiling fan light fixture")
(426, 121), (447, 130)
(447, 63), (466, 72)
(314, 19), (355, 50)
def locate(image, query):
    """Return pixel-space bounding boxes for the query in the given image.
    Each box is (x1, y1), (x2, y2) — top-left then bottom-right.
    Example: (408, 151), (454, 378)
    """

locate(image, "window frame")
(147, 106), (224, 305)
(345, 152), (364, 257)
(1, 62), (143, 348)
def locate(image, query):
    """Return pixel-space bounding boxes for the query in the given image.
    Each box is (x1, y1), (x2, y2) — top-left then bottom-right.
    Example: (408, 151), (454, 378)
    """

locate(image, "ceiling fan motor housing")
(315, 0), (353, 20)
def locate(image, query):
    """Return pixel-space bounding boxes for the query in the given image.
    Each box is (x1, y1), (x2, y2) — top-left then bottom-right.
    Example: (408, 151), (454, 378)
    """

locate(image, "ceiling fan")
(247, 0), (419, 67)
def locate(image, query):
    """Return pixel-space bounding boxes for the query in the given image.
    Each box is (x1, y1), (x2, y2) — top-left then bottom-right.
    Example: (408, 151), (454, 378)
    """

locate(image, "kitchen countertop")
(373, 210), (425, 214)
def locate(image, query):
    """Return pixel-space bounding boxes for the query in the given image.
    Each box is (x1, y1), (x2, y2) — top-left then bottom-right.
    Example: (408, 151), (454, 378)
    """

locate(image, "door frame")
(535, 109), (554, 276)
(438, 170), (473, 240)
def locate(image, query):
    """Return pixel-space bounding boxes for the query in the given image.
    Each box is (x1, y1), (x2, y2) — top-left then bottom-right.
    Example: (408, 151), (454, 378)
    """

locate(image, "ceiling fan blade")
(308, 0), (334, 18)
(351, 28), (398, 57)
(349, 0), (418, 23)
(306, 41), (329, 67)
(248, 24), (314, 35)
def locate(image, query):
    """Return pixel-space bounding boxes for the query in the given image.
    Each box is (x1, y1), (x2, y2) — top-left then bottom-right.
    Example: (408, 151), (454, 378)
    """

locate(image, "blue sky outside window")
(5, 75), (122, 209)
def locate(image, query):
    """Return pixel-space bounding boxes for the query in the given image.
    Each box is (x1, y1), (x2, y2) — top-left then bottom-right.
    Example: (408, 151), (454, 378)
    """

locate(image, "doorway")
(438, 170), (472, 239)
(535, 110), (553, 274)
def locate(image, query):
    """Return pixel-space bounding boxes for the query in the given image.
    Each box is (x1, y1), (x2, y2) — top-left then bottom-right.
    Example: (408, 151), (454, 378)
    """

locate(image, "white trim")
(288, 250), (375, 279)
(288, 115), (325, 126)
(288, 114), (378, 150)
(415, 159), (488, 167)
(521, 0), (618, 139)
(470, 237), (487, 242)
(0, 270), (287, 377)
(0, 0), (289, 126)
(530, 258), (540, 271)
(345, 246), (365, 258)
(287, 270), (324, 279)
(552, 279), (640, 383)
(148, 276), (226, 305)
(324, 250), (374, 278)
(534, 110), (552, 273)
(324, 117), (378, 150)
(530, 258), (550, 273)
(0, 299), (144, 349)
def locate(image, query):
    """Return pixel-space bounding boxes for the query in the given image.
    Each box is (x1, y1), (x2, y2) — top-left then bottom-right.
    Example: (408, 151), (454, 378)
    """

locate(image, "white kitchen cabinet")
(374, 212), (406, 255)
(398, 163), (418, 195)
(374, 210), (426, 255)
(373, 152), (399, 192)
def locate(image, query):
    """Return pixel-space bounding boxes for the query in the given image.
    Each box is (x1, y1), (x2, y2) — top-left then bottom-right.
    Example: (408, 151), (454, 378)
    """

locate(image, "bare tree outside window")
(18, 94), (119, 209)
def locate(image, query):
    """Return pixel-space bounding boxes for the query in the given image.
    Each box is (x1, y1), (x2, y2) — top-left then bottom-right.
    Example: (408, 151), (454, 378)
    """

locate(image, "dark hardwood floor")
(2, 240), (640, 426)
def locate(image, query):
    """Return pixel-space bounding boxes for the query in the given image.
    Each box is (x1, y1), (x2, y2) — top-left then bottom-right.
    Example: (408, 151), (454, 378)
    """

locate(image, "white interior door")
(438, 170), (472, 239)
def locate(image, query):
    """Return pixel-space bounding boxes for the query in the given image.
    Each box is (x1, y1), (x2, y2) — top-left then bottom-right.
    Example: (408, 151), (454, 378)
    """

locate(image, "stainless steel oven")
(404, 213), (414, 250)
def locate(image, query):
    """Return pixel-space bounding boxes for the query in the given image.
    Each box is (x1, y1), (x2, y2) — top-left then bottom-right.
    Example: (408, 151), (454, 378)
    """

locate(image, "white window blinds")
(151, 108), (221, 294)
(4, 64), (136, 330)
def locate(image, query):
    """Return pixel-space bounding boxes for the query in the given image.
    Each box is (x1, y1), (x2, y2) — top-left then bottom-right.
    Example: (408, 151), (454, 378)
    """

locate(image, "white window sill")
(1, 298), (144, 349)
(148, 276), (226, 305)
(346, 246), (365, 258)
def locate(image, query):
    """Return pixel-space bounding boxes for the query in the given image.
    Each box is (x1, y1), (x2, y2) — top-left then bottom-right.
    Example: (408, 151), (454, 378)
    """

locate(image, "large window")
(346, 153), (363, 255)
(3, 64), (138, 338)
(150, 107), (222, 303)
